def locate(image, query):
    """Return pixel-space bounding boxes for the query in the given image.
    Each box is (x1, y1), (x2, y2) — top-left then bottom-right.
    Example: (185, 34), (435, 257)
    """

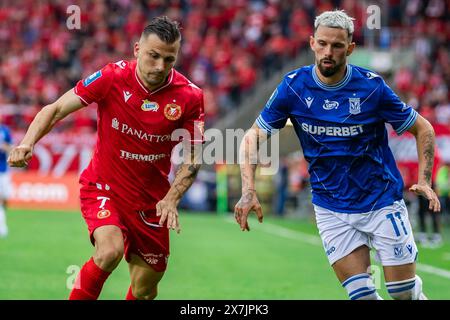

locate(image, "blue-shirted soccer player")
(234, 10), (441, 300)
(0, 119), (12, 238)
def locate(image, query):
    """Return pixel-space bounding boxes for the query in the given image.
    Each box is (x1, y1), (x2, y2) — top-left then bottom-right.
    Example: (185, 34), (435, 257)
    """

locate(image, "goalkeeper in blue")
(234, 10), (440, 300)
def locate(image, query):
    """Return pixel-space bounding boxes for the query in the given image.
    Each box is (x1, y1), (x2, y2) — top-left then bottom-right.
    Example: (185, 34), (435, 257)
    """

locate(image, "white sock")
(342, 273), (383, 300)
(386, 275), (426, 300)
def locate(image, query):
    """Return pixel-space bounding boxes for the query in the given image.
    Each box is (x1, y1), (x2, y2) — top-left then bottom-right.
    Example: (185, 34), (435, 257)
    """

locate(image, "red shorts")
(79, 181), (169, 272)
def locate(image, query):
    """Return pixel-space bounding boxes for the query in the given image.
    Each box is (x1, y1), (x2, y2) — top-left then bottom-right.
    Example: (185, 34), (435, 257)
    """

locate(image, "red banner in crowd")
(9, 172), (80, 210)
(12, 131), (96, 176)
(8, 132), (93, 210)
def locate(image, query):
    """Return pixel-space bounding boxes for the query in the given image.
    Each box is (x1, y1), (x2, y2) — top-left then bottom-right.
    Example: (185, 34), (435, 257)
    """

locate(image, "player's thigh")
(315, 204), (371, 281)
(128, 253), (165, 298)
(369, 200), (418, 271)
(80, 181), (127, 255)
(92, 225), (125, 268)
(93, 225), (124, 252)
(332, 245), (371, 282)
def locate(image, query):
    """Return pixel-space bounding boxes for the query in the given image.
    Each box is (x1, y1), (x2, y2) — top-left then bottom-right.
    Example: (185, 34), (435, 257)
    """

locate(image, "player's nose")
(154, 60), (165, 72)
(324, 45), (333, 57)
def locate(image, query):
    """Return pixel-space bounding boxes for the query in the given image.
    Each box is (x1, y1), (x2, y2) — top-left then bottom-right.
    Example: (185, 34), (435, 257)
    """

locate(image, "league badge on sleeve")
(265, 88), (278, 109)
(83, 70), (102, 87)
(164, 103), (182, 121)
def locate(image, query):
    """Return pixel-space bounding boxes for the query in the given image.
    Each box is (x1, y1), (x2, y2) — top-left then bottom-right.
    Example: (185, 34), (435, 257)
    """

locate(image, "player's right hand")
(8, 144), (33, 167)
(234, 190), (263, 232)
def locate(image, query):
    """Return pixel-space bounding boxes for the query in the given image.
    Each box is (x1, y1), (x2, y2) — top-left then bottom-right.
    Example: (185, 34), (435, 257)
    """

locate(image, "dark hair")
(141, 16), (181, 43)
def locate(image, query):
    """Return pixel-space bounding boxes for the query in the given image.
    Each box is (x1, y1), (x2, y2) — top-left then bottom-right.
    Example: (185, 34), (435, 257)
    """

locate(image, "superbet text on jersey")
(74, 60), (205, 211)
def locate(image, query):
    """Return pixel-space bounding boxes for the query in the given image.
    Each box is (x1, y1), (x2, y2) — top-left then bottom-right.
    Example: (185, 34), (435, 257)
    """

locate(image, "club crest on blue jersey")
(83, 70), (102, 87)
(141, 99), (159, 112)
(349, 97), (361, 114)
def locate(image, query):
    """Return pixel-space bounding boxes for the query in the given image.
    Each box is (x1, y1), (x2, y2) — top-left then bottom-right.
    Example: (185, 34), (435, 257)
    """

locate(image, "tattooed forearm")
(239, 124), (267, 192)
(171, 163), (201, 200)
(240, 131), (257, 192)
(420, 131), (435, 185)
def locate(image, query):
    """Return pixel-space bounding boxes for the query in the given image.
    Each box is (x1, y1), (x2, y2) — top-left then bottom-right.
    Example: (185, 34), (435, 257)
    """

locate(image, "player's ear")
(133, 42), (140, 58)
(346, 42), (356, 56)
(309, 35), (315, 50)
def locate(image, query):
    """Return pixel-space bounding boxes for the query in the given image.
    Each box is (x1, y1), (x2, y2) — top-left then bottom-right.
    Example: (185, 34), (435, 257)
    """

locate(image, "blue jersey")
(256, 64), (418, 213)
(0, 125), (12, 173)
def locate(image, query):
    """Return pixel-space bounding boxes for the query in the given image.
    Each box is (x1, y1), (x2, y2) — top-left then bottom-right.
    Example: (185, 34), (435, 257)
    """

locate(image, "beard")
(145, 72), (166, 85)
(317, 59), (344, 78)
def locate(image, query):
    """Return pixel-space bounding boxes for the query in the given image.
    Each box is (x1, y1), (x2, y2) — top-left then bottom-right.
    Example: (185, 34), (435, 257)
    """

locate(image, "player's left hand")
(156, 199), (181, 233)
(409, 183), (441, 212)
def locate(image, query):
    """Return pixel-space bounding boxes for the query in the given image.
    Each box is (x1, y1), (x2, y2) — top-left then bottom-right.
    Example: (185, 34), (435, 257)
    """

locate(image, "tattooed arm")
(157, 143), (202, 233)
(407, 115), (441, 212)
(234, 123), (267, 231)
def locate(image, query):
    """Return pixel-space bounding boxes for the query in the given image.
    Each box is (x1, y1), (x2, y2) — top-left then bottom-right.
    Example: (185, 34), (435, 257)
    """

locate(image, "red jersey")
(74, 60), (204, 210)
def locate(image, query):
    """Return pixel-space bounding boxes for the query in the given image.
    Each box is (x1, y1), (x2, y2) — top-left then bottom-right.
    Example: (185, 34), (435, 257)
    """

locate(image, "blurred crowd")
(1, 0), (447, 131)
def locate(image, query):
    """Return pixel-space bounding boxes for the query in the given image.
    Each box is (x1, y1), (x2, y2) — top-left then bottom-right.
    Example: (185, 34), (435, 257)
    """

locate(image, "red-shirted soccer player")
(8, 16), (204, 300)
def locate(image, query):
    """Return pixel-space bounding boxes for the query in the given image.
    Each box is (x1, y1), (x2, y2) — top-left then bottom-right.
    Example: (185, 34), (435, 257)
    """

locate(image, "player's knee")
(341, 273), (382, 300)
(386, 275), (423, 300)
(94, 246), (124, 270)
(133, 284), (157, 300)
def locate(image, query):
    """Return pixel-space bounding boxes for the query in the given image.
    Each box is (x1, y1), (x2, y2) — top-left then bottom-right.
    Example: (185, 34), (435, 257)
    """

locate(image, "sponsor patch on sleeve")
(83, 70), (102, 87)
(265, 88), (278, 109)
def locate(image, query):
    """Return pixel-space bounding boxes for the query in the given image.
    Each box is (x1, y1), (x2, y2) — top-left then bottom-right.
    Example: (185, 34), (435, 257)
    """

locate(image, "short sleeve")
(378, 79), (418, 135)
(74, 64), (115, 105)
(256, 79), (290, 134)
(182, 90), (205, 144)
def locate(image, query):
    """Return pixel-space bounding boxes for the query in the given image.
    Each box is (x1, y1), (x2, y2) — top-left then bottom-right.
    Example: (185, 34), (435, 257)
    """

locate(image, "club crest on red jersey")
(164, 103), (182, 121)
(141, 99), (159, 112)
(97, 209), (111, 219)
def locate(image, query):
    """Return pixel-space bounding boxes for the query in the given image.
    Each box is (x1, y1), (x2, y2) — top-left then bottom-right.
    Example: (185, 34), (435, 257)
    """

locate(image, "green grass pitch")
(0, 209), (449, 299)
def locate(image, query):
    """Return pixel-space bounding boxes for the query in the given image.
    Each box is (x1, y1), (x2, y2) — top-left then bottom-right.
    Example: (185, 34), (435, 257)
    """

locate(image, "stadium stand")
(0, 0), (449, 215)
(0, 0), (448, 131)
